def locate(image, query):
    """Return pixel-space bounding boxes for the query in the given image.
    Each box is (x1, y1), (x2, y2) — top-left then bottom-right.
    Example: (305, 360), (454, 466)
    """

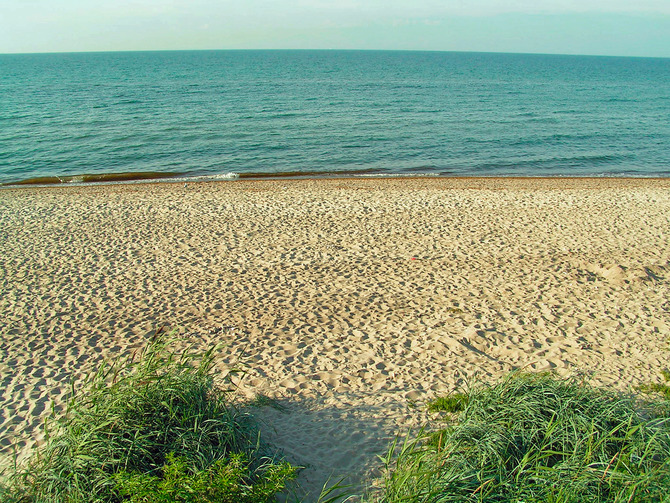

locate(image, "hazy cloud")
(1, 0), (668, 55)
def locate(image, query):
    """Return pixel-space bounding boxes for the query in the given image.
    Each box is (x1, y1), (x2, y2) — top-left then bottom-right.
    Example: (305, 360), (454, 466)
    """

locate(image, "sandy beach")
(1, 177), (669, 499)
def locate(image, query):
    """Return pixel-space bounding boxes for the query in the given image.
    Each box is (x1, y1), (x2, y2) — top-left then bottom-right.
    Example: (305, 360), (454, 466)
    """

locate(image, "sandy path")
(1, 177), (669, 499)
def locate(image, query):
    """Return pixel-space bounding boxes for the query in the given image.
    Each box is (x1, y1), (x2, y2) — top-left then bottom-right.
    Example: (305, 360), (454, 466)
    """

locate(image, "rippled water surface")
(1, 50), (668, 184)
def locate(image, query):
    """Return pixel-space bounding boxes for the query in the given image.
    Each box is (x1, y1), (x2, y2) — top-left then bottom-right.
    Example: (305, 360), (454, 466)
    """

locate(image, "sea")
(0, 50), (668, 186)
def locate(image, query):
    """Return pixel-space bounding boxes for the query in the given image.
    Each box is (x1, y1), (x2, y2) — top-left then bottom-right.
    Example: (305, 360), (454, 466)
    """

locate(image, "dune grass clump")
(639, 370), (670, 401)
(426, 393), (468, 414)
(4, 329), (296, 503)
(113, 452), (296, 503)
(375, 372), (670, 503)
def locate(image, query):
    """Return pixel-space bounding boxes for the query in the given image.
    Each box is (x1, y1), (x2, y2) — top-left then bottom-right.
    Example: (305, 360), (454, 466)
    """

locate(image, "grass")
(639, 370), (670, 401)
(2, 327), (669, 503)
(372, 372), (670, 503)
(1, 328), (297, 502)
(113, 452), (296, 502)
(426, 393), (468, 414)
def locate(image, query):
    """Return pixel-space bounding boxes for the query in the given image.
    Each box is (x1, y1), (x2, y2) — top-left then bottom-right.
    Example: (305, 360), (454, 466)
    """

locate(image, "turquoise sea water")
(0, 50), (668, 185)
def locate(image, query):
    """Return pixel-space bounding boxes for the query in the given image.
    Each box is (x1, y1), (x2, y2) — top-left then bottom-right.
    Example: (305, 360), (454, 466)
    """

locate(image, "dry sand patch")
(1, 177), (669, 499)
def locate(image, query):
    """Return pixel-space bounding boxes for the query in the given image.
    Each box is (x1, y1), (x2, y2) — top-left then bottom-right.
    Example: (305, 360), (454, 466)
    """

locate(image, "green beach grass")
(639, 370), (670, 402)
(0, 328), (297, 503)
(1, 330), (669, 503)
(372, 372), (670, 503)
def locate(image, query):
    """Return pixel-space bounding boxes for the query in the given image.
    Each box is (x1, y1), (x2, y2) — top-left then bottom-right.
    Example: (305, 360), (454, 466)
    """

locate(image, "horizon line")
(1, 48), (668, 60)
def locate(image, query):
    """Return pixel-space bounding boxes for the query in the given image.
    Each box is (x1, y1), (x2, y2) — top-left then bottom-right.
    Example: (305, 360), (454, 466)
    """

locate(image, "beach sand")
(1, 177), (669, 499)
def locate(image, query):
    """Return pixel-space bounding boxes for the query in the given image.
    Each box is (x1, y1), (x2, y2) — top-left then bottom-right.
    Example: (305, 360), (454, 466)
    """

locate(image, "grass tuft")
(3, 328), (297, 503)
(639, 370), (670, 401)
(114, 452), (296, 502)
(427, 393), (468, 414)
(374, 372), (670, 503)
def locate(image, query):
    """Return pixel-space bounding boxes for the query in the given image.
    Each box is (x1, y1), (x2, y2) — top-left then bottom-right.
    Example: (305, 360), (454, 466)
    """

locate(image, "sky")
(1, 0), (669, 57)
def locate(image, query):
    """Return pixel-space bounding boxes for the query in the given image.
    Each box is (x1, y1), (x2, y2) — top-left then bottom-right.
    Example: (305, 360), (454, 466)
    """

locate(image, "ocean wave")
(2, 171), (184, 187)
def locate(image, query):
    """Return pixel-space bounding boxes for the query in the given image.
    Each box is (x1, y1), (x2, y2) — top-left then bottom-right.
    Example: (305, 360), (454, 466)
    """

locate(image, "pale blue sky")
(1, 0), (669, 57)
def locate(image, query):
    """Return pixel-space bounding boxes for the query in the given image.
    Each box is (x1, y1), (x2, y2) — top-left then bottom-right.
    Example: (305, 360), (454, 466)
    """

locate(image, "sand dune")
(1, 177), (669, 499)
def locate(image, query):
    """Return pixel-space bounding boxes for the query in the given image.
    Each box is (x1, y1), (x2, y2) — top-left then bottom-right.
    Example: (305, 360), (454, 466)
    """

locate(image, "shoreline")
(1, 176), (669, 499)
(2, 173), (670, 191)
